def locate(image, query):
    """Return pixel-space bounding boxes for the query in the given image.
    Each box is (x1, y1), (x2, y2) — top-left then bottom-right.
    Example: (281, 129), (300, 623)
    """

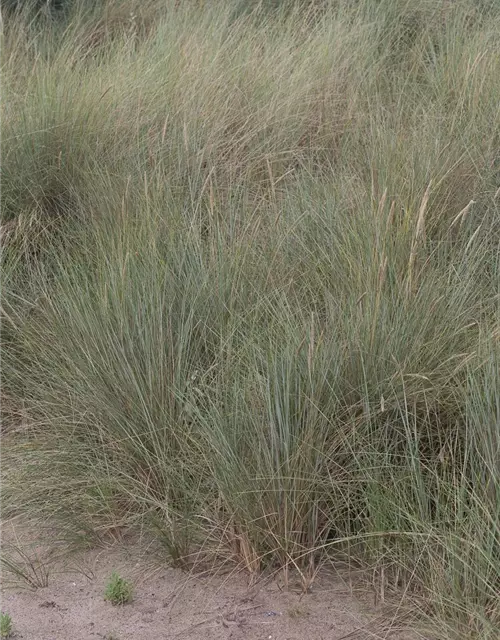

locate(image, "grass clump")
(1, 1), (499, 638)
(104, 573), (133, 606)
(0, 613), (13, 639)
(1, 543), (50, 590)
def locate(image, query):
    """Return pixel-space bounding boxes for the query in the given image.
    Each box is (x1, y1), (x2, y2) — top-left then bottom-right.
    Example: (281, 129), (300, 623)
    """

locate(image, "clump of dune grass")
(1, 1), (499, 638)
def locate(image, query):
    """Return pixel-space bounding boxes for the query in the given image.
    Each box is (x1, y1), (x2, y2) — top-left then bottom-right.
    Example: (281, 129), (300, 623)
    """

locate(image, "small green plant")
(104, 572), (133, 605)
(0, 612), (13, 639)
(288, 605), (309, 619)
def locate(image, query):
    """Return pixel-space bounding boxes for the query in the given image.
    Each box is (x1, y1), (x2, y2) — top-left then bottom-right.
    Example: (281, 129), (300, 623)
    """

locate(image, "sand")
(1, 523), (421, 640)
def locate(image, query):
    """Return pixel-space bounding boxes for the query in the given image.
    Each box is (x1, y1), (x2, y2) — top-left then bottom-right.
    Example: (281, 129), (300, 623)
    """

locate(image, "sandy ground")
(1, 523), (421, 640)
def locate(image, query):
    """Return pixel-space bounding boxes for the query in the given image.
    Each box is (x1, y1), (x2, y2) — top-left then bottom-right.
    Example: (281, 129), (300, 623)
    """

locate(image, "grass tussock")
(1, 1), (499, 638)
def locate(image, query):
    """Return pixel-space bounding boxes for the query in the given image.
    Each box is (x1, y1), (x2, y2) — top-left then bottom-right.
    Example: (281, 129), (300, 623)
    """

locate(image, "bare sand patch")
(1, 521), (421, 640)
